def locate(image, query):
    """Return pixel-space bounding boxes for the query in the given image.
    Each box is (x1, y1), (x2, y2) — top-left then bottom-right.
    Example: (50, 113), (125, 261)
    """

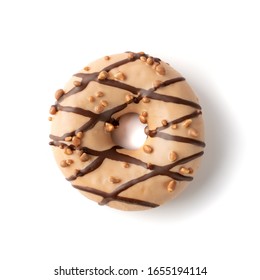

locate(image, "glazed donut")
(49, 52), (205, 211)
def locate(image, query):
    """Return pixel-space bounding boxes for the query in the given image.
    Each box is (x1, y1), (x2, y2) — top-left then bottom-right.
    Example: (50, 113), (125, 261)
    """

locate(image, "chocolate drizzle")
(49, 52), (205, 208)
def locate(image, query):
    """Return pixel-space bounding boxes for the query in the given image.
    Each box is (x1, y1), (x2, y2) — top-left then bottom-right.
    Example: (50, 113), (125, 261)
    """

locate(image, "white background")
(0, 0), (259, 279)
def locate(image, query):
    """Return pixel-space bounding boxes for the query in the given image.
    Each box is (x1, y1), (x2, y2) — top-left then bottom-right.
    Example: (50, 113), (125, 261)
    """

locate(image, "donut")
(49, 51), (205, 211)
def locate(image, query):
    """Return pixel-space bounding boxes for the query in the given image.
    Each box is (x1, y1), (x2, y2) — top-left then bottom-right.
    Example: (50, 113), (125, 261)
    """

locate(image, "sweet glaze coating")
(49, 52), (205, 211)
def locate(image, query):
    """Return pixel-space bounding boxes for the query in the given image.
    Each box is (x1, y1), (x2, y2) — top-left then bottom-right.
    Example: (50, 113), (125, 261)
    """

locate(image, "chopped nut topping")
(179, 167), (193, 174)
(73, 80), (82, 87)
(161, 119), (168, 126)
(143, 145), (153, 153)
(72, 136), (81, 147)
(171, 124), (178, 129)
(60, 160), (68, 167)
(105, 122), (114, 132)
(182, 119), (192, 128)
(88, 96), (95, 102)
(188, 128), (199, 137)
(138, 51), (145, 55)
(64, 147), (73, 155)
(125, 94), (134, 102)
(155, 65), (166, 75)
(76, 131), (83, 139)
(104, 55), (110, 60)
(139, 115), (147, 124)
(153, 80), (162, 88)
(84, 66), (90, 71)
(49, 105), (57, 115)
(48, 116), (52, 121)
(100, 100), (108, 107)
(96, 91), (104, 97)
(142, 96), (150, 103)
(141, 111), (148, 117)
(140, 56), (147, 62)
(76, 150), (83, 156)
(146, 57), (154, 65)
(59, 144), (65, 149)
(167, 180), (176, 192)
(152, 62), (159, 69)
(65, 136), (72, 142)
(127, 52), (135, 59)
(114, 72), (126, 81)
(80, 153), (89, 162)
(123, 162), (130, 168)
(146, 163), (153, 169)
(97, 71), (108, 80)
(94, 104), (105, 113)
(55, 89), (64, 100)
(109, 176), (121, 184)
(169, 151), (178, 162)
(66, 159), (74, 165)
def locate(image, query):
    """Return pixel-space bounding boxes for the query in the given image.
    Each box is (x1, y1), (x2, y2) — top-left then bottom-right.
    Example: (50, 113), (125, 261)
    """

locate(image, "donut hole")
(111, 113), (147, 150)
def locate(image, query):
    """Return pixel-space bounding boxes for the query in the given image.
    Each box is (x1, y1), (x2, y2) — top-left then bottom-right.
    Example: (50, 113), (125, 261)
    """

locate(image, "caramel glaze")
(49, 52), (205, 208)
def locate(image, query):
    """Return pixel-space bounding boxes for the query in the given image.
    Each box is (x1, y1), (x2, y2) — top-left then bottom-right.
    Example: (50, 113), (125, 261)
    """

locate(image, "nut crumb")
(65, 136), (72, 142)
(94, 104), (105, 113)
(141, 111), (148, 117)
(146, 57), (154, 65)
(140, 56), (147, 62)
(73, 80), (81, 87)
(167, 180), (176, 192)
(169, 151), (178, 162)
(72, 136), (81, 147)
(125, 94), (134, 102)
(183, 119), (192, 128)
(60, 160), (68, 168)
(66, 159), (74, 165)
(100, 100), (108, 107)
(155, 65), (166, 75)
(96, 91), (104, 97)
(179, 167), (193, 174)
(123, 162), (130, 168)
(80, 153), (89, 162)
(142, 96), (150, 103)
(48, 116), (52, 121)
(97, 71), (108, 80)
(139, 115), (147, 124)
(88, 96), (95, 102)
(114, 72), (126, 81)
(105, 123), (114, 132)
(109, 176), (121, 184)
(143, 145), (153, 153)
(104, 55), (110, 60)
(76, 131), (83, 139)
(64, 147), (73, 155)
(188, 128), (199, 137)
(55, 89), (64, 100)
(127, 52), (135, 59)
(161, 119), (168, 126)
(49, 105), (57, 115)
(171, 124), (178, 129)
(84, 66), (90, 71)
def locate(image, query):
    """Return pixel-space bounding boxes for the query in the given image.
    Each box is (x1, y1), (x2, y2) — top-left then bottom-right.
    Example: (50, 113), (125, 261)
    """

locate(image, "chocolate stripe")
(57, 104), (96, 118)
(156, 77), (186, 89)
(156, 132), (206, 147)
(72, 184), (159, 208)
